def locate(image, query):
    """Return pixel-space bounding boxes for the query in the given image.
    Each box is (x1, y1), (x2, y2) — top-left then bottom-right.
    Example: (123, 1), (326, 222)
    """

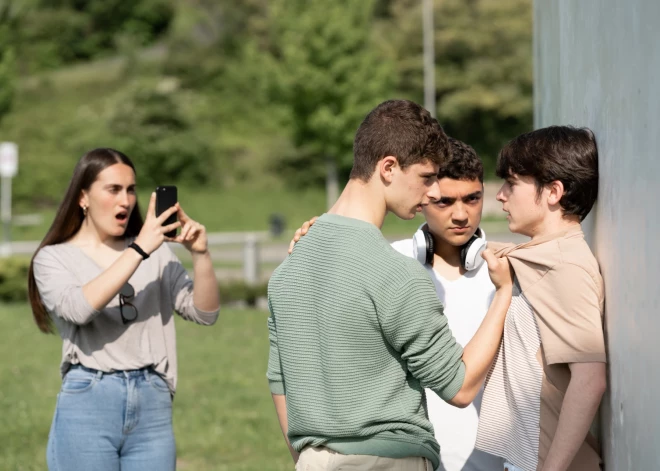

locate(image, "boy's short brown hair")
(438, 138), (484, 183)
(496, 126), (599, 220)
(350, 100), (449, 181)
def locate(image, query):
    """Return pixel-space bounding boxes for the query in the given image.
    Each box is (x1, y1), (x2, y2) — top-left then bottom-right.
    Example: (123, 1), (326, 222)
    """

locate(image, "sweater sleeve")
(162, 245), (219, 325)
(378, 276), (465, 401)
(266, 298), (285, 394)
(533, 263), (606, 365)
(32, 246), (100, 325)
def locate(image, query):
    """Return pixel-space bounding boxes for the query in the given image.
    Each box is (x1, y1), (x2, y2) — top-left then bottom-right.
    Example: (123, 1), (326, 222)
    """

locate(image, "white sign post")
(0, 142), (18, 257)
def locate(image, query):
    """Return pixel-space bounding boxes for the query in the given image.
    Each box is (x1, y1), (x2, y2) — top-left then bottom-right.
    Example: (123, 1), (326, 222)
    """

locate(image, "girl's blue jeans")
(47, 365), (176, 471)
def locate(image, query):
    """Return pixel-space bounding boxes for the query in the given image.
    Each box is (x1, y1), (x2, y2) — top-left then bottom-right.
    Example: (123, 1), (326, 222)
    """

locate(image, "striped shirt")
(476, 281), (543, 470)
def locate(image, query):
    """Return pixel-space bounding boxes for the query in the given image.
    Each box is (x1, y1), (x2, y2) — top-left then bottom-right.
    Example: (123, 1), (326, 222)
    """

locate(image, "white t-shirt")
(391, 238), (504, 471)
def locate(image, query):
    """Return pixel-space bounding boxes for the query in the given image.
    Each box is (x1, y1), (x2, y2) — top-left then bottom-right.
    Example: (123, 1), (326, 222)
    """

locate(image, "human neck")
(433, 234), (462, 266)
(431, 234), (465, 280)
(530, 213), (581, 240)
(328, 179), (387, 228)
(71, 220), (120, 249)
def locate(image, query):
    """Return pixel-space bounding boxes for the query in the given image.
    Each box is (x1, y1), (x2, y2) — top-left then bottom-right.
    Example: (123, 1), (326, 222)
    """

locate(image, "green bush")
(219, 280), (268, 307)
(0, 257), (30, 303)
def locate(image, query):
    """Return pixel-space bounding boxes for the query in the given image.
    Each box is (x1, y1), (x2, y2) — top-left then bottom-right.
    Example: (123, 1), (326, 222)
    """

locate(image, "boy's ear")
(547, 180), (565, 206)
(378, 156), (398, 184)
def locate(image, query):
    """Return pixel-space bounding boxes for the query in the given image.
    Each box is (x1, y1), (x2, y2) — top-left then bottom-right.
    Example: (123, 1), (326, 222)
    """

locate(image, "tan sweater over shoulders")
(481, 225), (606, 471)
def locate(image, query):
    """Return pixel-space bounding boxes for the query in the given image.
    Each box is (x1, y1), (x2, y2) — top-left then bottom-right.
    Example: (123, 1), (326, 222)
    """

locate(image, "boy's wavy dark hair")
(496, 126), (599, 220)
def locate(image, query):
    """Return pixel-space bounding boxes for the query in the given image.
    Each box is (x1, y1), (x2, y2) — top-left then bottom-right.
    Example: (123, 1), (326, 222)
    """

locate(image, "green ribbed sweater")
(266, 214), (465, 468)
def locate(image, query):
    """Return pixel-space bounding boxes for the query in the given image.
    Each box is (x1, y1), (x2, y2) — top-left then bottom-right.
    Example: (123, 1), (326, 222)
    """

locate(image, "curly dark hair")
(496, 126), (598, 220)
(350, 100), (449, 181)
(437, 137), (483, 183)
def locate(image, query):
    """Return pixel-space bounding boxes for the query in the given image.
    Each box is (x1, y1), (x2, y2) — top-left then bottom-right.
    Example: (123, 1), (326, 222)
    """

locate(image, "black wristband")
(128, 242), (150, 260)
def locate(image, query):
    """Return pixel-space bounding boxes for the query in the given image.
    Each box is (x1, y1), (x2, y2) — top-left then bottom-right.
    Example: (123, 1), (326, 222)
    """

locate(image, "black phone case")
(156, 186), (178, 238)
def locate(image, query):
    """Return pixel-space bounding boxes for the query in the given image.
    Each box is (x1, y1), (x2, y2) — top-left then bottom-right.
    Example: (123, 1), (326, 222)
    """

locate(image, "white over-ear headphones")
(412, 224), (488, 271)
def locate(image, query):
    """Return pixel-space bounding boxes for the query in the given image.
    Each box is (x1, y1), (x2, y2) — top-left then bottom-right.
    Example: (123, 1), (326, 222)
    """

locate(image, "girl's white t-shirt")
(391, 238), (504, 471)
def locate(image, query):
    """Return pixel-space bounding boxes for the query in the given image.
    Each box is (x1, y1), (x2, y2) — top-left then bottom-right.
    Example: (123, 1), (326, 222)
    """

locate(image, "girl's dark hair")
(28, 148), (144, 333)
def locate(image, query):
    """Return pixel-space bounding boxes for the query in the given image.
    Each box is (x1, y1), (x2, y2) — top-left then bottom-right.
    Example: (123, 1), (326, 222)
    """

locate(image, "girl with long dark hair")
(28, 148), (220, 471)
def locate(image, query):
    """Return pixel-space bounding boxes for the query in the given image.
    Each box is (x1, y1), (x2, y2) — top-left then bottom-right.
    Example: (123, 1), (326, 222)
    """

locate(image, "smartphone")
(155, 186), (178, 238)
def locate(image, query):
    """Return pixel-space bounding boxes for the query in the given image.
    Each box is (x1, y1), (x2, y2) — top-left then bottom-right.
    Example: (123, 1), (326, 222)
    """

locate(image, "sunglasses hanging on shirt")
(119, 282), (138, 324)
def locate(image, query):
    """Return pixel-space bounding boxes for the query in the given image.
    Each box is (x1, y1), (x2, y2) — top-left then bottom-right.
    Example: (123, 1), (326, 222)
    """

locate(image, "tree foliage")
(0, 3), (18, 123)
(109, 84), (214, 189)
(265, 0), (396, 184)
(1, 0), (533, 207)
(382, 0), (533, 173)
(14, 0), (174, 72)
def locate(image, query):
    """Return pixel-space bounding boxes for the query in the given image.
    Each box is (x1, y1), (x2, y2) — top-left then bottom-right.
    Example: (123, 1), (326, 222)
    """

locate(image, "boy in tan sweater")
(476, 126), (607, 471)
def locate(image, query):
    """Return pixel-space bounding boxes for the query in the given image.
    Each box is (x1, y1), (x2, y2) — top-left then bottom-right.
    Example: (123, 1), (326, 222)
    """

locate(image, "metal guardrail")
(1, 229), (527, 283)
(1, 231), (271, 256)
(0, 232), (278, 284)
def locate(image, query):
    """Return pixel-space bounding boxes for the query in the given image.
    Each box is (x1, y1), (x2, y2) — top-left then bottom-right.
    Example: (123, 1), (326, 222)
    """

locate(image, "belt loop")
(143, 368), (149, 381)
(95, 369), (103, 381)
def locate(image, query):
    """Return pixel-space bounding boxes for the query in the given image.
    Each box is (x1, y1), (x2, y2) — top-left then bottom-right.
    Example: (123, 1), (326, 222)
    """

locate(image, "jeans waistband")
(69, 364), (156, 379)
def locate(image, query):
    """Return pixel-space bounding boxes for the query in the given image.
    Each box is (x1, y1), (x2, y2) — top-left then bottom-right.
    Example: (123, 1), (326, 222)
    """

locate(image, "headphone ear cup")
(462, 237), (487, 271)
(460, 241), (470, 269)
(424, 230), (434, 265)
(412, 225), (434, 266)
(412, 226), (428, 265)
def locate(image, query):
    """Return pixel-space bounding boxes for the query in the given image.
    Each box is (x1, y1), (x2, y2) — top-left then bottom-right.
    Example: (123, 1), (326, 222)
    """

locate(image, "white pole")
(1, 176), (11, 257)
(243, 233), (259, 285)
(423, 0), (436, 118)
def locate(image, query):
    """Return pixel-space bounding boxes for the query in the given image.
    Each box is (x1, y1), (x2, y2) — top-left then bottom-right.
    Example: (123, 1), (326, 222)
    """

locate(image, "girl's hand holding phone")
(134, 192), (181, 255)
(170, 205), (208, 254)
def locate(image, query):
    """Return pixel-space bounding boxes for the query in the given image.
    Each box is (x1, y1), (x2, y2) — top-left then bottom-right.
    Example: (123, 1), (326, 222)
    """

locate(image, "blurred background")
(0, 1), (532, 469)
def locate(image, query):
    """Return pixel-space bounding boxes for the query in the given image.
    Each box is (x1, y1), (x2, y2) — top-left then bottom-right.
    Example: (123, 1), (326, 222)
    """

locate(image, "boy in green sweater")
(267, 99), (513, 470)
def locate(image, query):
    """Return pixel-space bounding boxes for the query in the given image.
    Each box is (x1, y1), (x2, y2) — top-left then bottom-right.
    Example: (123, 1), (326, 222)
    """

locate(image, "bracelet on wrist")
(128, 242), (150, 260)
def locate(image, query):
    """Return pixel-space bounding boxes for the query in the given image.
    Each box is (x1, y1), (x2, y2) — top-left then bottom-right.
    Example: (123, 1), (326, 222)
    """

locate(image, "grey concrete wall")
(534, 1), (660, 469)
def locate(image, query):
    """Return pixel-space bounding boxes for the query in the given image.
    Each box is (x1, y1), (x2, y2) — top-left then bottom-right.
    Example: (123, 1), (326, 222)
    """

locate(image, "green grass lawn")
(0, 304), (293, 471)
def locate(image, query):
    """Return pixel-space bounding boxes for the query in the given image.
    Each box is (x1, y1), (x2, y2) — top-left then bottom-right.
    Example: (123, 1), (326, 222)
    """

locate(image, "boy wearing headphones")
(391, 138), (505, 471)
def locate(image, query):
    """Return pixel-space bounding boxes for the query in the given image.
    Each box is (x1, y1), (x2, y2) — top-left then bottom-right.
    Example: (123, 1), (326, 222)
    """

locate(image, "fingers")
(185, 223), (202, 242)
(146, 192), (157, 218)
(156, 204), (179, 225)
(176, 203), (190, 224)
(181, 221), (195, 241)
(178, 222), (191, 241)
(288, 228), (303, 254)
(287, 216), (319, 254)
(172, 221), (203, 243)
(162, 220), (182, 235)
(481, 248), (496, 268)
